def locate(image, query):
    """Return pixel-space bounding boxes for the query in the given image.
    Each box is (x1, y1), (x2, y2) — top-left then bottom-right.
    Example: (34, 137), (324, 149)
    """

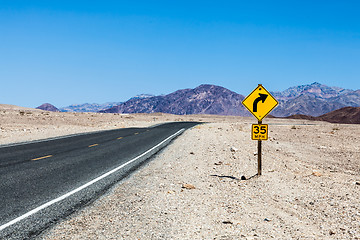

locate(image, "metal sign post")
(257, 120), (262, 175)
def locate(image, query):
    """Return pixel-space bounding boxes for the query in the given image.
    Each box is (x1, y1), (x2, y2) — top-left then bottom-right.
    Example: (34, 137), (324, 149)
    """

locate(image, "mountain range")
(271, 82), (360, 117)
(59, 102), (122, 113)
(99, 82), (360, 117)
(59, 94), (154, 112)
(37, 82), (360, 118)
(99, 84), (249, 116)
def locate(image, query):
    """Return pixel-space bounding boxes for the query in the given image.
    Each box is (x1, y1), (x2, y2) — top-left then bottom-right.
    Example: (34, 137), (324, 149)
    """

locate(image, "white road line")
(0, 128), (185, 231)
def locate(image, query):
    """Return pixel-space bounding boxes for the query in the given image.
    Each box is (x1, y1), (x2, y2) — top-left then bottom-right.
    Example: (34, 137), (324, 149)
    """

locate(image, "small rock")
(214, 161), (223, 165)
(329, 230), (335, 235)
(241, 176), (246, 180)
(264, 218), (271, 222)
(312, 171), (322, 177)
(230, 147), (238, 152)
(182, 183), (195, 190)
(190, 152), (195, 155)
(222, 221), (233, 224)
(355, 182), (360, 185)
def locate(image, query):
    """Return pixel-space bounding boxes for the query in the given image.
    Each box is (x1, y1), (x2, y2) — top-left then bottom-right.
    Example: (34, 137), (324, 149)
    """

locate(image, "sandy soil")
(1, 105), (359, 239)
(0, 104), (219, 145)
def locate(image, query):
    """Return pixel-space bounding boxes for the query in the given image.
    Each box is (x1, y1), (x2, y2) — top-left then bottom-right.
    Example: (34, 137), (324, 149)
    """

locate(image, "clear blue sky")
(1, 1), (359, 108)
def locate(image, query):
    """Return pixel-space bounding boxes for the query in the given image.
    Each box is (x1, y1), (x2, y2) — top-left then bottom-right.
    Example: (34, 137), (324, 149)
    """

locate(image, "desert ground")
(1, 104), (359, 239)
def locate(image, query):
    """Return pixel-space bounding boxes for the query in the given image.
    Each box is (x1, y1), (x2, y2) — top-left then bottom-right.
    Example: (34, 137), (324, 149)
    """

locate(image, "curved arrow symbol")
(253, 93), (268, 112)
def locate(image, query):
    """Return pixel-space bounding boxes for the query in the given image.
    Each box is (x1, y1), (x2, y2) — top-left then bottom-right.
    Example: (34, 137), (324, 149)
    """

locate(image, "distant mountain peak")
(36, 103), (60, 112)
(271, 82), (349, 101)
(194, 84), (237, 94)
(271, 82), (359, 117)
(310, 82), (322, 86)
(130, 94), (155, 100)
(100, 84), (249, 116)
(197, 84), (218, 88)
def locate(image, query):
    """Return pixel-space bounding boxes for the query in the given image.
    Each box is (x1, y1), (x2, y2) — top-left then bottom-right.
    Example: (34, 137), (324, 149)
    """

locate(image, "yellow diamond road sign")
(242, 84), (278, 121)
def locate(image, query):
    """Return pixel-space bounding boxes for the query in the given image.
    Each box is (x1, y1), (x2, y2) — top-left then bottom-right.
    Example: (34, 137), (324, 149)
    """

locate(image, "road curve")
(0, 122), (198, 239)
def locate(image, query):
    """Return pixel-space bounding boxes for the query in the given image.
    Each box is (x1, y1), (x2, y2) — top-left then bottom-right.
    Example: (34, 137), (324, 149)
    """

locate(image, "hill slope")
(318, 107), (360, 124)
(36, 103), (60, 112)
(285, 106), (360, 124)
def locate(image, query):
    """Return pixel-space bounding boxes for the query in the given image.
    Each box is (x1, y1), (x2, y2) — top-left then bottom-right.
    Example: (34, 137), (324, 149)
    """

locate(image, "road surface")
(0, 122), (198, 239)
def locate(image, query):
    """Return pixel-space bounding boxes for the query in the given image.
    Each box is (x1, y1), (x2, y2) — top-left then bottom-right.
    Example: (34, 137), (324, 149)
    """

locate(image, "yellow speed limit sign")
(252, 124), (268, 141)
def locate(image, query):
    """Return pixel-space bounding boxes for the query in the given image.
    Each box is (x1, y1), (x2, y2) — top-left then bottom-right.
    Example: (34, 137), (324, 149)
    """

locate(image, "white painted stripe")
(0, 128), (185, 231)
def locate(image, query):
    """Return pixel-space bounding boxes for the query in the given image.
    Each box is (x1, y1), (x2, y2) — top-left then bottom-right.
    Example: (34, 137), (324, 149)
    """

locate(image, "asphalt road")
(0, 121), (198, 239)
